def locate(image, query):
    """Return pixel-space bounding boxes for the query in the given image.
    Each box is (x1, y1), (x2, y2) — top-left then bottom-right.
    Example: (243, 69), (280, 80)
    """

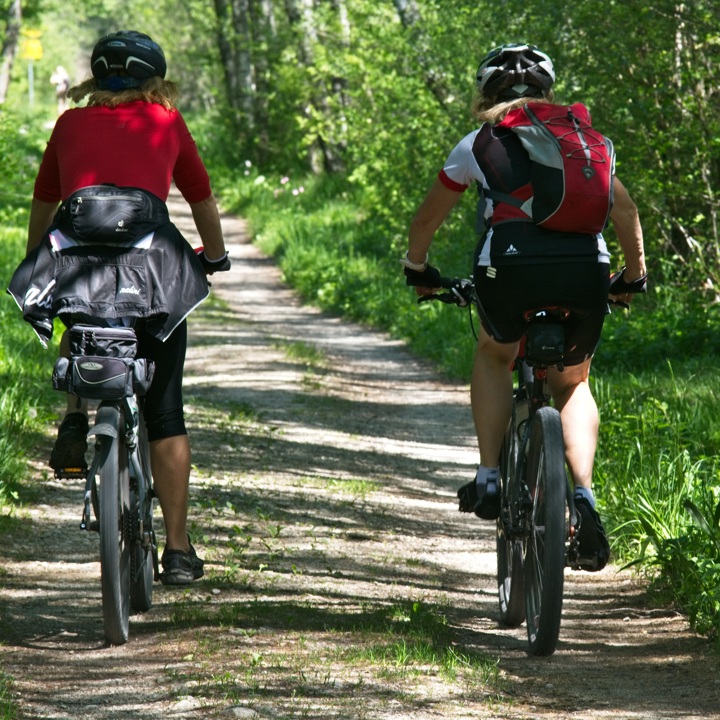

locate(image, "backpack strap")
(484, 188), (525, 209)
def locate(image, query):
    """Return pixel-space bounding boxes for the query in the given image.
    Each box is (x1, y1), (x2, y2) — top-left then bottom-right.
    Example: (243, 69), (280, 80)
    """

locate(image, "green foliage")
(502, 1), (720, 294)
(0, 671), (17, 720)
(0, 115), (60, 509)
(0, 111), (43, 222)
(591, 357), (720, 643)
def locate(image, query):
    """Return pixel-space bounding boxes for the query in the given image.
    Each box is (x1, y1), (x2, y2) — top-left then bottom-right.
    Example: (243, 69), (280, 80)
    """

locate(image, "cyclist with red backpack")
(402, 43), (647, 570)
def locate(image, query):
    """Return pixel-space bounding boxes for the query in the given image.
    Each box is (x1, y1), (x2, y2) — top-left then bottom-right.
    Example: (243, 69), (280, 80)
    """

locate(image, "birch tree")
(249, 0), (275, 161)
(213, 0), (255, 132)
(0, 0), (22, 104)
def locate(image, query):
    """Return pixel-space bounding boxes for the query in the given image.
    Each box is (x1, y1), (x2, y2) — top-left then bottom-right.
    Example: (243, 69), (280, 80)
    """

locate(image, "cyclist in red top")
(25, 31), (228, 585)
(402, 44), (647, 570)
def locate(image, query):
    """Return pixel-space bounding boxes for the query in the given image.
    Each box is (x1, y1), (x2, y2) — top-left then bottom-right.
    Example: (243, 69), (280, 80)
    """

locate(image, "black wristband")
(197, 250), (231, 275)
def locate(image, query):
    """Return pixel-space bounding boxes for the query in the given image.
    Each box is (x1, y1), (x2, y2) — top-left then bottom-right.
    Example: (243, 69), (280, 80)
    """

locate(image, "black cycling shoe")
(49, 412), (89, 475)
(160, 541), (205, 585)
(457, 477), (500, 520)
(574, 496), (611, 572)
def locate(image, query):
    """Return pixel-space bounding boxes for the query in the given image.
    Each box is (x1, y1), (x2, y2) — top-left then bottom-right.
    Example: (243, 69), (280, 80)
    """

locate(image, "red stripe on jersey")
(438, 169), (468, 192)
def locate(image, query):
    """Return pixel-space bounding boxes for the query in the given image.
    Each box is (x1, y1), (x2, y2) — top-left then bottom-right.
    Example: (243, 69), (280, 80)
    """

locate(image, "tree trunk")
(0, 0), (22, 105)
(214, 0), (241, 111)
(284, 0), (345, 174)
(249, 0), (276, 162)
(231, 0), (255, 124)
(213, 0), (254, 141)
(327, 0), (349, 157)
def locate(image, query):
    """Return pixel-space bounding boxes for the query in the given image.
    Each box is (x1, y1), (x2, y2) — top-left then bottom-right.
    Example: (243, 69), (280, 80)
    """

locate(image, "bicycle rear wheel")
(130, 414), (155, 613)
(524, 406), (567, 656)
(497, 413), (525, 627)
(130, 539), (154, 612)
(97, 426), (131, 645)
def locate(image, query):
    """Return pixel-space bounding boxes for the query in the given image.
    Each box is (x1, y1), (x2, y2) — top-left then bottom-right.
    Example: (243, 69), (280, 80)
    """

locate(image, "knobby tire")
(497, 409), (525, 627)
(130, 414), (154, 613)
(98, 429), (131, 645)
(524, 406), (567, 656)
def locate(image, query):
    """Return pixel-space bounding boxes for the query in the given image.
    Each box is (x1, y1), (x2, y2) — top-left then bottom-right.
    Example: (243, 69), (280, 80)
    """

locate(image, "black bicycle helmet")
(91, 31), (166, 91)
(476, 43), (555, 101)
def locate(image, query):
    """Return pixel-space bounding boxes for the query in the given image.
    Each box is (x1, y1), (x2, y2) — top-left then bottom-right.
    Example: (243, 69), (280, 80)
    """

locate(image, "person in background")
(402, 43), (647, 570)
(49, 65), (70, 115)
(24, 31), (230, 585)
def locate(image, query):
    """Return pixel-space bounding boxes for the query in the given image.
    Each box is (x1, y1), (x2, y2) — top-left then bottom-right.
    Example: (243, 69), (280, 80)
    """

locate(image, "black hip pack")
(54, 184), (169, 244)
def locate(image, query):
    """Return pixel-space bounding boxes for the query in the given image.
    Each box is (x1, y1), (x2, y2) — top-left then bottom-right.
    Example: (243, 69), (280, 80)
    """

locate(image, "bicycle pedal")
(54, 467), (87, 479)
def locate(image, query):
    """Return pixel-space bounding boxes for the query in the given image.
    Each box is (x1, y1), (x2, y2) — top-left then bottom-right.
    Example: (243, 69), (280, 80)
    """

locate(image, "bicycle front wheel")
(97, 428), (131, 645)
(524, 406), (567, 656)
(497, 417), (525, 627)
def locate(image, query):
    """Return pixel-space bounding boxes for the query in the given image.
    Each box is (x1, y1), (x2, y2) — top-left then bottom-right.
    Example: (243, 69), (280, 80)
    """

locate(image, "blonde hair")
(472, 90), (555, 124)
(67, 75), (179, 110)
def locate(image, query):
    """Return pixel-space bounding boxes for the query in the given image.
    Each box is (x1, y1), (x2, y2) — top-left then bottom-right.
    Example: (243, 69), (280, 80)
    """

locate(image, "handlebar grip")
(417, 276), (476, 307)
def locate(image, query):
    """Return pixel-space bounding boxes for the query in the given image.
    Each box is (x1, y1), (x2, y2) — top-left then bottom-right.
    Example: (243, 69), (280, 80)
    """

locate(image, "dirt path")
(1, 195), (718, 719)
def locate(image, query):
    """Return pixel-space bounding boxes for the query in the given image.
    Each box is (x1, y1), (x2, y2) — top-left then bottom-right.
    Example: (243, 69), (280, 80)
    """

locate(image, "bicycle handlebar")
(417, 277), (476, 307)
(417, 273), (636, 309)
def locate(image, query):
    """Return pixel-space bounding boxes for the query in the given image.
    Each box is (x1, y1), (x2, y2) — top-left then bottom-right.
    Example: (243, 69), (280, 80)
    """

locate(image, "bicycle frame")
(80, 397), (157, 575)
(503, 354), (579, 554)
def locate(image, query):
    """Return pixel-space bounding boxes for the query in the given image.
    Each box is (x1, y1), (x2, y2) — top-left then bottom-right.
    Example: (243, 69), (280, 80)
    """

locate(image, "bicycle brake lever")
(608, 299), (630, 310)
(450, 287), (469, 307)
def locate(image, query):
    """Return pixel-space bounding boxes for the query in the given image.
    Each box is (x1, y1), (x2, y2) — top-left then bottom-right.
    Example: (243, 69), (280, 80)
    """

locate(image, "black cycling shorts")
(473, 262), (610, 366)
(136, 320), (188, 442)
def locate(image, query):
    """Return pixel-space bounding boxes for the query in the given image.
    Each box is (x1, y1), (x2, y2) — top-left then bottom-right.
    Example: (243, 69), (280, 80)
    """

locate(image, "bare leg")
(548, 360), (610, 570)
(546, 359), (598, 490)
(150, 435), (192, 553)
(471, 327), (519, 466)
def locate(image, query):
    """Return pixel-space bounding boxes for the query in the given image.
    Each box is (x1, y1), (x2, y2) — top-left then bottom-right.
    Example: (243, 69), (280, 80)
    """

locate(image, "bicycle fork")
(80, 404), (121, 532)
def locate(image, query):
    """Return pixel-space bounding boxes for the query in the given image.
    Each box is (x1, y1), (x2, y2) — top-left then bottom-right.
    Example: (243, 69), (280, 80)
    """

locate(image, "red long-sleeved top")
(33, 100), (212, 204)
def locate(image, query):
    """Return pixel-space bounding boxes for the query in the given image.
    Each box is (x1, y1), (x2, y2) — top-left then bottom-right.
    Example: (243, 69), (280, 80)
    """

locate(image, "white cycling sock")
(573, 486), (596, 508)
(475, 465), (500, 495)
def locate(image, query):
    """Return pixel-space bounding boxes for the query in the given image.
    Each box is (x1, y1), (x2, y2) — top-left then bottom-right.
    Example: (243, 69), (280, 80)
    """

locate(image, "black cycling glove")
(196, 250), (232, 275)
(609, 268), (647, 294)
(403, 263), (441, 288)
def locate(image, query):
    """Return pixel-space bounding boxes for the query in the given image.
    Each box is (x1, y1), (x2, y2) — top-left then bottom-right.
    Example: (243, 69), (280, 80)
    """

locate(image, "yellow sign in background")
(20, 29), (43, 61)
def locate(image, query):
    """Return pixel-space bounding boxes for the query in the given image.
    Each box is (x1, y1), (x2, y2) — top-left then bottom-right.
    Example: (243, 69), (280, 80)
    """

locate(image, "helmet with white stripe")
(91, 31), (166, 91)
(476, 43), (555, 101)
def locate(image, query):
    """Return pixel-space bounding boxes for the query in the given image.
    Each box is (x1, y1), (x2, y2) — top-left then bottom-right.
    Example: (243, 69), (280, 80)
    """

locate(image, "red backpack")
(486, 102), (614, 235)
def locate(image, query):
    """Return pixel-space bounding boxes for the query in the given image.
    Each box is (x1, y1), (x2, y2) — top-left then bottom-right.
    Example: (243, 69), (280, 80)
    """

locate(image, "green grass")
(0, 672), (17, 720)
(275, 340), (327, 368)
(0, 203), (61, 511)
(166, 596), (501, 710)
(590, 353), (720, 641)
(344, 601), (498, 685)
